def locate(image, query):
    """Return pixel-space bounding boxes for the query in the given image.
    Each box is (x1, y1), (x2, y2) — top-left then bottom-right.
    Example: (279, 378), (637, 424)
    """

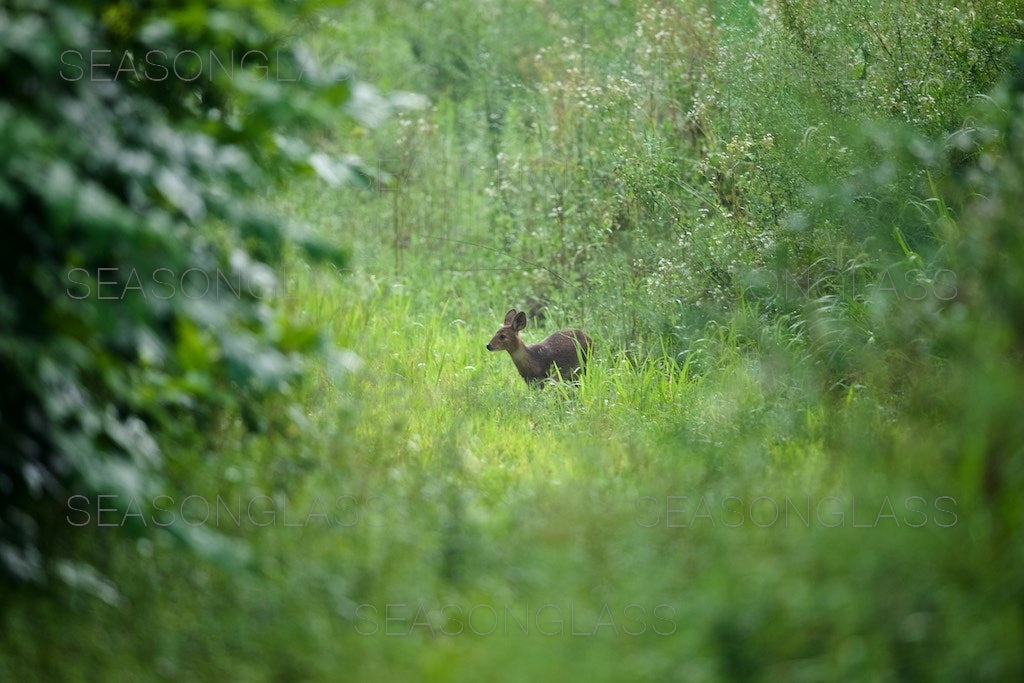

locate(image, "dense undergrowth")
(3, 0), (1024, 680)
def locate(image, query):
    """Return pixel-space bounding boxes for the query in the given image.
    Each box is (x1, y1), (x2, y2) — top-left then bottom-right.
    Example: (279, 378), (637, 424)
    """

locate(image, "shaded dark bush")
(0, 0), (390, 582)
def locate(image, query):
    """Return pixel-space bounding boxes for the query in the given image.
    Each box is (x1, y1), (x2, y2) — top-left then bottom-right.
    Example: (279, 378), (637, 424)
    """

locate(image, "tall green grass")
(5, 258), (1012, 679)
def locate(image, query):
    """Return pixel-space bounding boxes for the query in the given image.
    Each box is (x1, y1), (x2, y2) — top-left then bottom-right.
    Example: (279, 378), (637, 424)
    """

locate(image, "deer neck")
(508, 338), (543, 380)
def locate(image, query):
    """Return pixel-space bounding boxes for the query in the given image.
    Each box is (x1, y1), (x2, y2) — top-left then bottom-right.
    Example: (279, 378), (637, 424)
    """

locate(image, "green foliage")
(0, 0), (418, 581)
(3, 0), (1024, 680)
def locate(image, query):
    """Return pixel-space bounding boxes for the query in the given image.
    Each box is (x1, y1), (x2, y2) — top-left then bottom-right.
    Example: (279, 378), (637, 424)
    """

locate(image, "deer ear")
(504, 309), (518, 325)
(513, 311), (527, 331)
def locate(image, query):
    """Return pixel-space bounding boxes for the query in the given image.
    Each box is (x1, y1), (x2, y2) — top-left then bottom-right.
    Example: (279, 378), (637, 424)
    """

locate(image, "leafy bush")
(0, 0), (412, 581)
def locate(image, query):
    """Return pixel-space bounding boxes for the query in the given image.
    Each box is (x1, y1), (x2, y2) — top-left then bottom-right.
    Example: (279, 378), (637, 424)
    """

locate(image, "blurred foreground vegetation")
(3, 0), (1024, 680)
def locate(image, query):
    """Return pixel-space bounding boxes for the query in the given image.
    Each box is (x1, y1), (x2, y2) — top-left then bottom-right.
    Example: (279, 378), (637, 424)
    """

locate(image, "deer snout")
(486, 343), (494, 351)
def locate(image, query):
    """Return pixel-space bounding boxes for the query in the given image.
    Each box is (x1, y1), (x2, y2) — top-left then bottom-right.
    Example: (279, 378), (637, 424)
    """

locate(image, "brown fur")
(486, 308), (592, 384)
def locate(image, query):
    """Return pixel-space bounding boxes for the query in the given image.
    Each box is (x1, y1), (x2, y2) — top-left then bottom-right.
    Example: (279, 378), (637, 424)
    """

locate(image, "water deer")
(486, 308), (592, 385)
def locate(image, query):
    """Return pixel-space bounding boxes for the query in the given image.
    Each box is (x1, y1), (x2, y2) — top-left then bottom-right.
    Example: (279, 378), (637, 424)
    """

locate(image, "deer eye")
(499, 334), (506, 340)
